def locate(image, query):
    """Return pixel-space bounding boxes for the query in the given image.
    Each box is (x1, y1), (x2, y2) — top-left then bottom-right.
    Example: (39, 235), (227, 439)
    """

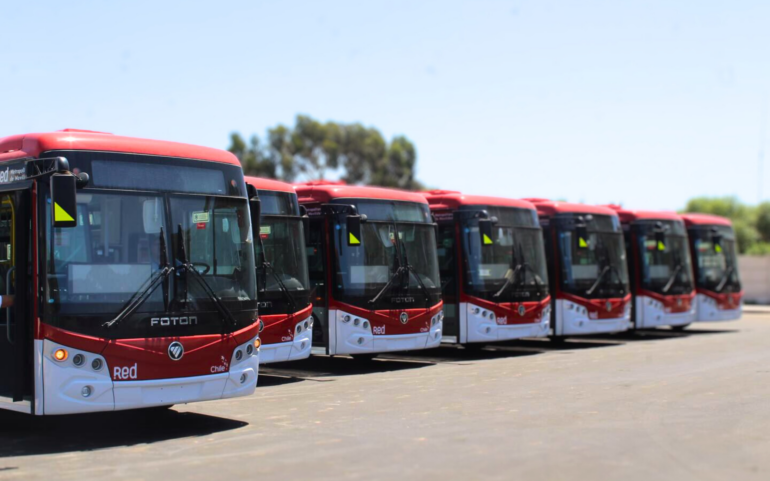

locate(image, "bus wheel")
(671, 324), (691, 332)
(351, 354), (377, 362)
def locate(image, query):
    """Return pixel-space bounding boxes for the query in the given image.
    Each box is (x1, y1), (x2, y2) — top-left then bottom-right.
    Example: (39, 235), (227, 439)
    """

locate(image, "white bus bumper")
(259, 317), (313, 364)
(555, 299), (632, 336)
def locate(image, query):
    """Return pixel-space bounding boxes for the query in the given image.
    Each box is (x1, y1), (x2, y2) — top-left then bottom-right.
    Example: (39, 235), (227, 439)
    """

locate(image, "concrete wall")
(738, 256), (770, 304)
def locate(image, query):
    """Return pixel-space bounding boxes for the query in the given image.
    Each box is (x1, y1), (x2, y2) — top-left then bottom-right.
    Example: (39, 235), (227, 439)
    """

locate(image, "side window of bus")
(436, 223), (455, 296)
(307, 218), (325, 303)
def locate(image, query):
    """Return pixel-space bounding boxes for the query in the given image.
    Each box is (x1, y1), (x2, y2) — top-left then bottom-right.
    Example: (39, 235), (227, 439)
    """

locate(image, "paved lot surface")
(2, 314), (769, 480)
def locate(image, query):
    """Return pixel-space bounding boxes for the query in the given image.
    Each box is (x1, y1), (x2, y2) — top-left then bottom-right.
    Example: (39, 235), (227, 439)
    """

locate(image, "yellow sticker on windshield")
(715, 244), (722, 253)
(657, 241), (666, 251)
(54, 202), (75, 223)
(483, 234), (493, 245)
(578, 237), (588, 248)
(349, 232), (361, 245)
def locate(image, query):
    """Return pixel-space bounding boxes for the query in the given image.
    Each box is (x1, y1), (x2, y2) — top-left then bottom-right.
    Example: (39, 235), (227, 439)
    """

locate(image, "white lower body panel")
(328, 309), (442, 355)
(260, 318), (313, 364)
(40, 338), (259, 415)
(695, 294), (742, 322)
(635, 296), (696, 329)
(555, 299), (631, 336)
(454, 302), (550, 344)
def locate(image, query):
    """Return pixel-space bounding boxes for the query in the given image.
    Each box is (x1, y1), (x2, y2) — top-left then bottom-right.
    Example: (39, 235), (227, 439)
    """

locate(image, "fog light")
(254, 338), (261, 349)
(304, 321), (309, 330)
(297, 325), (303, 334)
(354, 318), (360, 326)
(246, 344), (254, 356)
(357, 337), (364, 345)
(362, 321), (369, 329)
(53, 349), (68, 362)
(72, 354), (85, 367)
(474, 307), (480, 314)
(300, 341), (306, 350)
(91, 358), (103, 371)
(240, 373), (247, 384)
(81, 385), (93, 398)
(485, 326), (491, 334)
(343, 315), (351, 323)
(235, 349), (243, 361)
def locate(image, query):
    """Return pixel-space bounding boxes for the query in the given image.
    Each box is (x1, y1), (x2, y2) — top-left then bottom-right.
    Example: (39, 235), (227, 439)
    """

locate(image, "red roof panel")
(422, 190), (536, 211)
(295, 181), (429, 205)
(681, 213), (733, 227)
(244, 176), (296, 194)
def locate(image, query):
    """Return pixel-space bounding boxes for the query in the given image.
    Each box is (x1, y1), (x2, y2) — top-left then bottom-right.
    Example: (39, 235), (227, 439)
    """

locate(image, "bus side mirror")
(250, 198), (261, 238)
(299, 205), (310, 244)
(347, 215), (362, 246)
(51, 174), (78, 228)
(479, 218), (494, 246)
(576, 225), (589, 249)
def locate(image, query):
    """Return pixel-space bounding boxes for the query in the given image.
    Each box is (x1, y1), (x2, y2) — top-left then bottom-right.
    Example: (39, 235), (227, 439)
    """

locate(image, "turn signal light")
(254, 338), (261, 349)
(53, 349), (68, 361)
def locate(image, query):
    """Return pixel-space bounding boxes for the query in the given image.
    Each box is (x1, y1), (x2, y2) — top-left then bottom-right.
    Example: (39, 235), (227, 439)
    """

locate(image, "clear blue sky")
(2, 0), (768, 210)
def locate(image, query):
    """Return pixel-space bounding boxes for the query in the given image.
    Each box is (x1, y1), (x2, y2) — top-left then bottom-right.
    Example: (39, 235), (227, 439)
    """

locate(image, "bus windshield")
(636, 221), (694, 295)
(555, 214), (629, 299)
(331, 199), (441, 310)
(690, 225), (740, 293)
(255, 191), (310, 312)
(43, 154), (257, 338)
(461, 207), (549, 303)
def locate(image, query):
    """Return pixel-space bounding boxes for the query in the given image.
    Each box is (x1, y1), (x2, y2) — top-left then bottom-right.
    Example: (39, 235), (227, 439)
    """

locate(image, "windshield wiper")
(103, 228), (174, 329)
(493, 243), (544, 299)
(586, 265), (611, 296)
(715, 265), (735, 293)
(392, 221), (431, 306)
(177, 224), (238, 328)
(368, 266), (406, 305)
(661, 263), (684, 294)
(256, 229), (297, 311)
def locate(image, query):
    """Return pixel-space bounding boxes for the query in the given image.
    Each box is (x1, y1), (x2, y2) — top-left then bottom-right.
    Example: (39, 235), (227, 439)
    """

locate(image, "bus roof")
(0, 129), (240, 166)
(602, 205), (684, 224)
(244, 176), (296, 194)
(680, 213), (733, 227)
(295, 180), (429, 205)
(422, 190), (536, 211)
(524, 198), (619, 217)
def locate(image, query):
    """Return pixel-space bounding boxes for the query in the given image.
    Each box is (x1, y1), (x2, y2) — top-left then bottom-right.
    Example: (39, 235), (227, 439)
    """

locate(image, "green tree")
(230, 115), (424, 189)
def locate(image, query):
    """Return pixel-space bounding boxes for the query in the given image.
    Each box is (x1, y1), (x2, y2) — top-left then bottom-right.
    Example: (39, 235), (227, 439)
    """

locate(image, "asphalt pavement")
(1, 313), (768, 481)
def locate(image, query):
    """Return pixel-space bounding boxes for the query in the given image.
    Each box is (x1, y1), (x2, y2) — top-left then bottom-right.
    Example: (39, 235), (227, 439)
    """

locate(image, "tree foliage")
(228, 115), (422, 189)
(682, 196), (770, 254)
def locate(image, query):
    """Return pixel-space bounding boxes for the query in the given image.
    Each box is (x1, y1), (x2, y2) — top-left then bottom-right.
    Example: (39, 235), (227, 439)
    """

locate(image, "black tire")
(671, 324), (691, 332)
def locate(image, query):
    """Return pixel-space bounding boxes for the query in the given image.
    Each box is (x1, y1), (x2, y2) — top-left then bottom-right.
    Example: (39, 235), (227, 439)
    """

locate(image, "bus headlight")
(53, 348), (68, 362)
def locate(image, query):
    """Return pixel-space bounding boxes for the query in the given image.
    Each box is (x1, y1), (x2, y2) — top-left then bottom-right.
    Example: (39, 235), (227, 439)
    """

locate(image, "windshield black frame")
(688, 225), (740, 293)
(633, 221), (694, 296)
(40, 151), (258, 339)
(551, 214), (630, 299)
(458, 207), (549, 303)
(329, 199), (442, 310)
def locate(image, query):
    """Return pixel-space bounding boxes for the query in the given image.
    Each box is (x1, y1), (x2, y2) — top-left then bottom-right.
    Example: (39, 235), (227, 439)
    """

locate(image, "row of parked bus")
(0, 130), (742, 415)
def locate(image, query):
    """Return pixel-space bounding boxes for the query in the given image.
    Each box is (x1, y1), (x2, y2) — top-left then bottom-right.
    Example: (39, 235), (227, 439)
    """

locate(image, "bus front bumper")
(39, 339), (259, 415)
(696, 294), (742, 322)
(260, 316), (313, 364)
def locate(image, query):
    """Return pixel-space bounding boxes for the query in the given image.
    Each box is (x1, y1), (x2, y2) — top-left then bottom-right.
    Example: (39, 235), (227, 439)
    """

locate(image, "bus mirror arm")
(250, 198), (261, 238)
(75, 172), (90, 188)
(299, 205), (310, 244)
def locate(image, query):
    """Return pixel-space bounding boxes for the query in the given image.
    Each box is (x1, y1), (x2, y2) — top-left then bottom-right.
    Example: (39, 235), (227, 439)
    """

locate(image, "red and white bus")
(245, 177), (312, 363)
(526, 200), (632, 337)
(607, 206), (697, 330)
(422, 191), (551, 344)
(296, 181), (443, 358)
(681, 213), (742, 322)
(0, 130), (260, 415)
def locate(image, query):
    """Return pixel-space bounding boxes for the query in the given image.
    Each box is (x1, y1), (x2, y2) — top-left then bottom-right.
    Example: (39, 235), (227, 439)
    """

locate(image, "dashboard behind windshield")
(331, 199), (441, 310)
(42, 151), (257, 338)
(634, 221), (694, 295)
(551, 214), (629, 299)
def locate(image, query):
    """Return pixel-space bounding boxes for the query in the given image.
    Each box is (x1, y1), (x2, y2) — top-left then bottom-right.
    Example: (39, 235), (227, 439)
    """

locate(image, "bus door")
(0, 185), (32, 413)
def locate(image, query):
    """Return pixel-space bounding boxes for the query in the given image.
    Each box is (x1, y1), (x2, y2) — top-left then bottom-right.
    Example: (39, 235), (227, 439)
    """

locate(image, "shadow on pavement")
(0, 408), (246, 458)
(261, 354), (436, 380)
(585, 327), (738, 343)
(382, 344), (545, 363)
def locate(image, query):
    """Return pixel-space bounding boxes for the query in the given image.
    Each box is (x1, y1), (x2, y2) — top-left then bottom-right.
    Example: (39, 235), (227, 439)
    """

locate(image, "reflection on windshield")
(557, 230), (629, 298)
(46, 192), (257, 319)
(255, 216), (309, 294)
(692, 229), (740, 292)
(334, 220), (440, 308)
(462, 223), (549, 302)
(638, 234), (693, 295)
